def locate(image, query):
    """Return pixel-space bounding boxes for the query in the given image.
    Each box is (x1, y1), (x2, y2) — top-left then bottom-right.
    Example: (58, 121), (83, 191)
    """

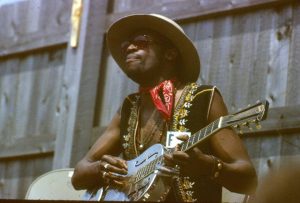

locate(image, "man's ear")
(164, 48), (178, 61)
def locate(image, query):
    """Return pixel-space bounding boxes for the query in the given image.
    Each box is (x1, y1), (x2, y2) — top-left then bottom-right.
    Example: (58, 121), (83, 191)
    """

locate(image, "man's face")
(120, 32), (167, 85)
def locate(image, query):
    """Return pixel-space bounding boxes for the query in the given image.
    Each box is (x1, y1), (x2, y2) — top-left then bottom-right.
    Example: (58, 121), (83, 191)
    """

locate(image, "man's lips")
(126, 58), (139, 63)
(125, 54), (141, 64)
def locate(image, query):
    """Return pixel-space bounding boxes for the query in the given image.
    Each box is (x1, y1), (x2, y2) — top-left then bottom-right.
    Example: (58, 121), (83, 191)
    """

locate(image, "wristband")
(210, 156), (223, 179)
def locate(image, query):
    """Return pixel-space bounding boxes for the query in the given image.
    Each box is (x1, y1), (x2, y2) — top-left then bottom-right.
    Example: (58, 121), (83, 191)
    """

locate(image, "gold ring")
(103, 171), (108, 178)
(104, 163), (109, 169)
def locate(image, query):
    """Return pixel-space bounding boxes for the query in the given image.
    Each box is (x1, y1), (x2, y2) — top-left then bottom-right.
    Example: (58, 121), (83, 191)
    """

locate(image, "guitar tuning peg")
(256, 100), (261, 104)
(255, 120), (262, 129)
(242, 122), (248, 126)
(242, 121), (253, 131)
(234, 124), (243, 135)
(247, 122), (253, 131)
(233, 124), (240, 129)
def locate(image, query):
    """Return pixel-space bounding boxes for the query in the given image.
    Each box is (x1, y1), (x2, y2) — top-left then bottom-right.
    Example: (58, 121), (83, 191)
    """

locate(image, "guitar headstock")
(221, 100), (269, 133)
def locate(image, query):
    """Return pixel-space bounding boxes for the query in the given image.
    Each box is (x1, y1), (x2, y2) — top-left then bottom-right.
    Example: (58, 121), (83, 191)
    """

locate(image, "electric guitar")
(83, 100), (269, 201)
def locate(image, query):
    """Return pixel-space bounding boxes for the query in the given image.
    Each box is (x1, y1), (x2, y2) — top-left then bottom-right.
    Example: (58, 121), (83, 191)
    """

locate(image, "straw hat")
(106, 14), (200, 82)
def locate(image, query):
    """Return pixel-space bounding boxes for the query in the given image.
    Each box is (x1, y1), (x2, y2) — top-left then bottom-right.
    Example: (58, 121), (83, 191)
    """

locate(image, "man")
(71, 14), (257, 202)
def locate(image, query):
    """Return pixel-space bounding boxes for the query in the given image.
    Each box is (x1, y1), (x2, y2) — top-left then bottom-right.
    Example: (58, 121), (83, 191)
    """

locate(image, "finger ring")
(103, 171), (107, 178)
(104, 163), (109, 169)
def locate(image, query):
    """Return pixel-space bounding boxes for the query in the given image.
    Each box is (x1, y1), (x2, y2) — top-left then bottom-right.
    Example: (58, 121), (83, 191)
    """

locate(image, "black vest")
(119, 83), (222, 202)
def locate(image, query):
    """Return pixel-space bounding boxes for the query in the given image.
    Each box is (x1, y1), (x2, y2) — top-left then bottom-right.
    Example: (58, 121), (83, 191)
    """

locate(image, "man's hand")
(163, 134), (214, 176)
(98, 155), (128, 186)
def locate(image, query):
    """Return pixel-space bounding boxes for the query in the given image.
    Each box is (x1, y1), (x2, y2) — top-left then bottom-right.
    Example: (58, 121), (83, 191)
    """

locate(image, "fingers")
(101, 155), (127, 175)
(98, 155), (128, 186)
(164, 154), (176, 167)
(164, 151), (190, 167)
(102, 162), (127, 175)
(173, 134), (189, 151)
(156, 165), (179, 178)
(175, 134), (189, 141)
(103, 171), (126, 182)
(102, 155), (127, 170)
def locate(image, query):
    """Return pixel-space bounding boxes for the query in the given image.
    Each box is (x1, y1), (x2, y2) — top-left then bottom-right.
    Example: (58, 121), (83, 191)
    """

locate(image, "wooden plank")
(0, 156), (53, 198)
(0, 0), (71, 58)
(53, 0), (109, 169)
(247, 9), (271, 109)
(95, 55), (137, 128)
(251, 155), (300, 190)
(207, 16), (233, 102)
(234, 12), (261, 108)
(191, 19), (214, 86)
(286, 4), (300, 105)
(265, 6), (292, 107)
(226, 13), (248, 109)
(0, 135), (54, 160)
(0, 48), (65, 157)
(107, 0), (298, 26)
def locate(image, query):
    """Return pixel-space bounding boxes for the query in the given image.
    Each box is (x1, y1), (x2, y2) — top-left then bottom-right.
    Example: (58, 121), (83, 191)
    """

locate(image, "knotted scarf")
(140, 80), (175, 121)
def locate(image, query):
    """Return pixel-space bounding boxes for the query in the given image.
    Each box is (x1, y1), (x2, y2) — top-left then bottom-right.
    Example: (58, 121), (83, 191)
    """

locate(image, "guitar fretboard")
(180, 118), (221, 152)
(133, 118), (222, 183)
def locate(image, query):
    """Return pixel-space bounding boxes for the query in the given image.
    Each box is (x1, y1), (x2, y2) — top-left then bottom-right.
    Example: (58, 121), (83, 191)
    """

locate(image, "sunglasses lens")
(133, 35), (149, 49)
(121, 35), (152, 54)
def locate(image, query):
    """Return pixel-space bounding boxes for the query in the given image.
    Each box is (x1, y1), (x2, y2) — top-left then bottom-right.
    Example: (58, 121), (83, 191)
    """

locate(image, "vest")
(119, 83), (222, 202)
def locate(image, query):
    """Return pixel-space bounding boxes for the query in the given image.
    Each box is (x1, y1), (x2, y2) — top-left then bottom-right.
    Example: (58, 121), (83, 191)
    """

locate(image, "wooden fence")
(0, 0), (299, 199)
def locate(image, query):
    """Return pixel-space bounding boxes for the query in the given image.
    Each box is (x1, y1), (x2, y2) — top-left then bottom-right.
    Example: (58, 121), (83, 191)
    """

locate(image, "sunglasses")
(121, 34), (155, 54)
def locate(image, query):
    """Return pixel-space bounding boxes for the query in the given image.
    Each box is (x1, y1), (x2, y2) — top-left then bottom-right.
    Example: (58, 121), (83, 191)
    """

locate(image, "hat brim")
(106, 14), (200, 82)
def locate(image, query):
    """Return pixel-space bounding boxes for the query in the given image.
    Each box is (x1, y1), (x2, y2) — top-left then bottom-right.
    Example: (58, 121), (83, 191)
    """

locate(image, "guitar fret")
(191, 132), (196, 144)
(186, 137), (193, 149)
(137, 119), (223, 182)
(203, 125), (208, 138)
(211, 121), (215, 133)
(135, 120), (224, 182)
(197, 129), (203, 142)
(180, 142), (186, 151)
(180, 119), (221, 152)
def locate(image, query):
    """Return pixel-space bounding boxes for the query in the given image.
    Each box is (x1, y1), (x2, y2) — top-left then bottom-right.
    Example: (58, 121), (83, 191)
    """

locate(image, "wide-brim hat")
(106, 14), (200, 82)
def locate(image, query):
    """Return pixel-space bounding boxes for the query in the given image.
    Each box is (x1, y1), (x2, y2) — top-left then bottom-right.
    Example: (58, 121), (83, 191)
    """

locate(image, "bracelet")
(210, 155), (223, 179)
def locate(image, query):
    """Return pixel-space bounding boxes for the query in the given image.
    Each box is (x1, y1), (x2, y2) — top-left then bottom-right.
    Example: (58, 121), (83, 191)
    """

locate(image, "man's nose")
(127, 43), (138, 51)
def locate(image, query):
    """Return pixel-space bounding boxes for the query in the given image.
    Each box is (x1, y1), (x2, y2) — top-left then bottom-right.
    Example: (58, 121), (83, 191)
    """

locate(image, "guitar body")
(84, 144), (172, 201)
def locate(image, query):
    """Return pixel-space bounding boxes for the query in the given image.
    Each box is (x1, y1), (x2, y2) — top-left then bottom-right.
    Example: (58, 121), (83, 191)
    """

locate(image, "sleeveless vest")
(119, 83), (222, 202)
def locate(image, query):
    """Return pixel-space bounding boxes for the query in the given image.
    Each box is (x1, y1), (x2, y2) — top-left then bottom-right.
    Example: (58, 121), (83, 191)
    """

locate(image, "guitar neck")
(133, 101), (268, 183)
(179, 117), (222, 152)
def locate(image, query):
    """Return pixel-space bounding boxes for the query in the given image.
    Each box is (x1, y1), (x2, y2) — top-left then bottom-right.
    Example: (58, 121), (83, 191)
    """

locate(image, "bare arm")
(71, 111), (127, 190)
(207, 91), (257, 194)
(166, 91), (257, 194)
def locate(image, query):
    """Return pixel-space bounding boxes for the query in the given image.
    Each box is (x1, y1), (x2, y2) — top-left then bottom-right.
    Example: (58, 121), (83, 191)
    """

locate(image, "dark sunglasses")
(121, 34), (155, 54)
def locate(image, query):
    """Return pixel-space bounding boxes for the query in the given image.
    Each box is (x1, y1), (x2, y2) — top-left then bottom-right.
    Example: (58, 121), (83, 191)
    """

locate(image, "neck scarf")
(140, 80), (175, 121)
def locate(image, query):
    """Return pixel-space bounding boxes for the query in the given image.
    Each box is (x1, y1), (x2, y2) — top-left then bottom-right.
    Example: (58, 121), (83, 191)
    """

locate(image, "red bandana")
(140, 80), (175, 121)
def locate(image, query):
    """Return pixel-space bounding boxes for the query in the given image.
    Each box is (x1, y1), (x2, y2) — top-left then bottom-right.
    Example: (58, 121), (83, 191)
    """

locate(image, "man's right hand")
(98, 155), (128, 186)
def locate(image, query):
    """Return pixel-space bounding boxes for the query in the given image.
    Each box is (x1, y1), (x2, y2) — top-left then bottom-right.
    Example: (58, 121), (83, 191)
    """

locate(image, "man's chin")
(125, 72), (144, 84)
